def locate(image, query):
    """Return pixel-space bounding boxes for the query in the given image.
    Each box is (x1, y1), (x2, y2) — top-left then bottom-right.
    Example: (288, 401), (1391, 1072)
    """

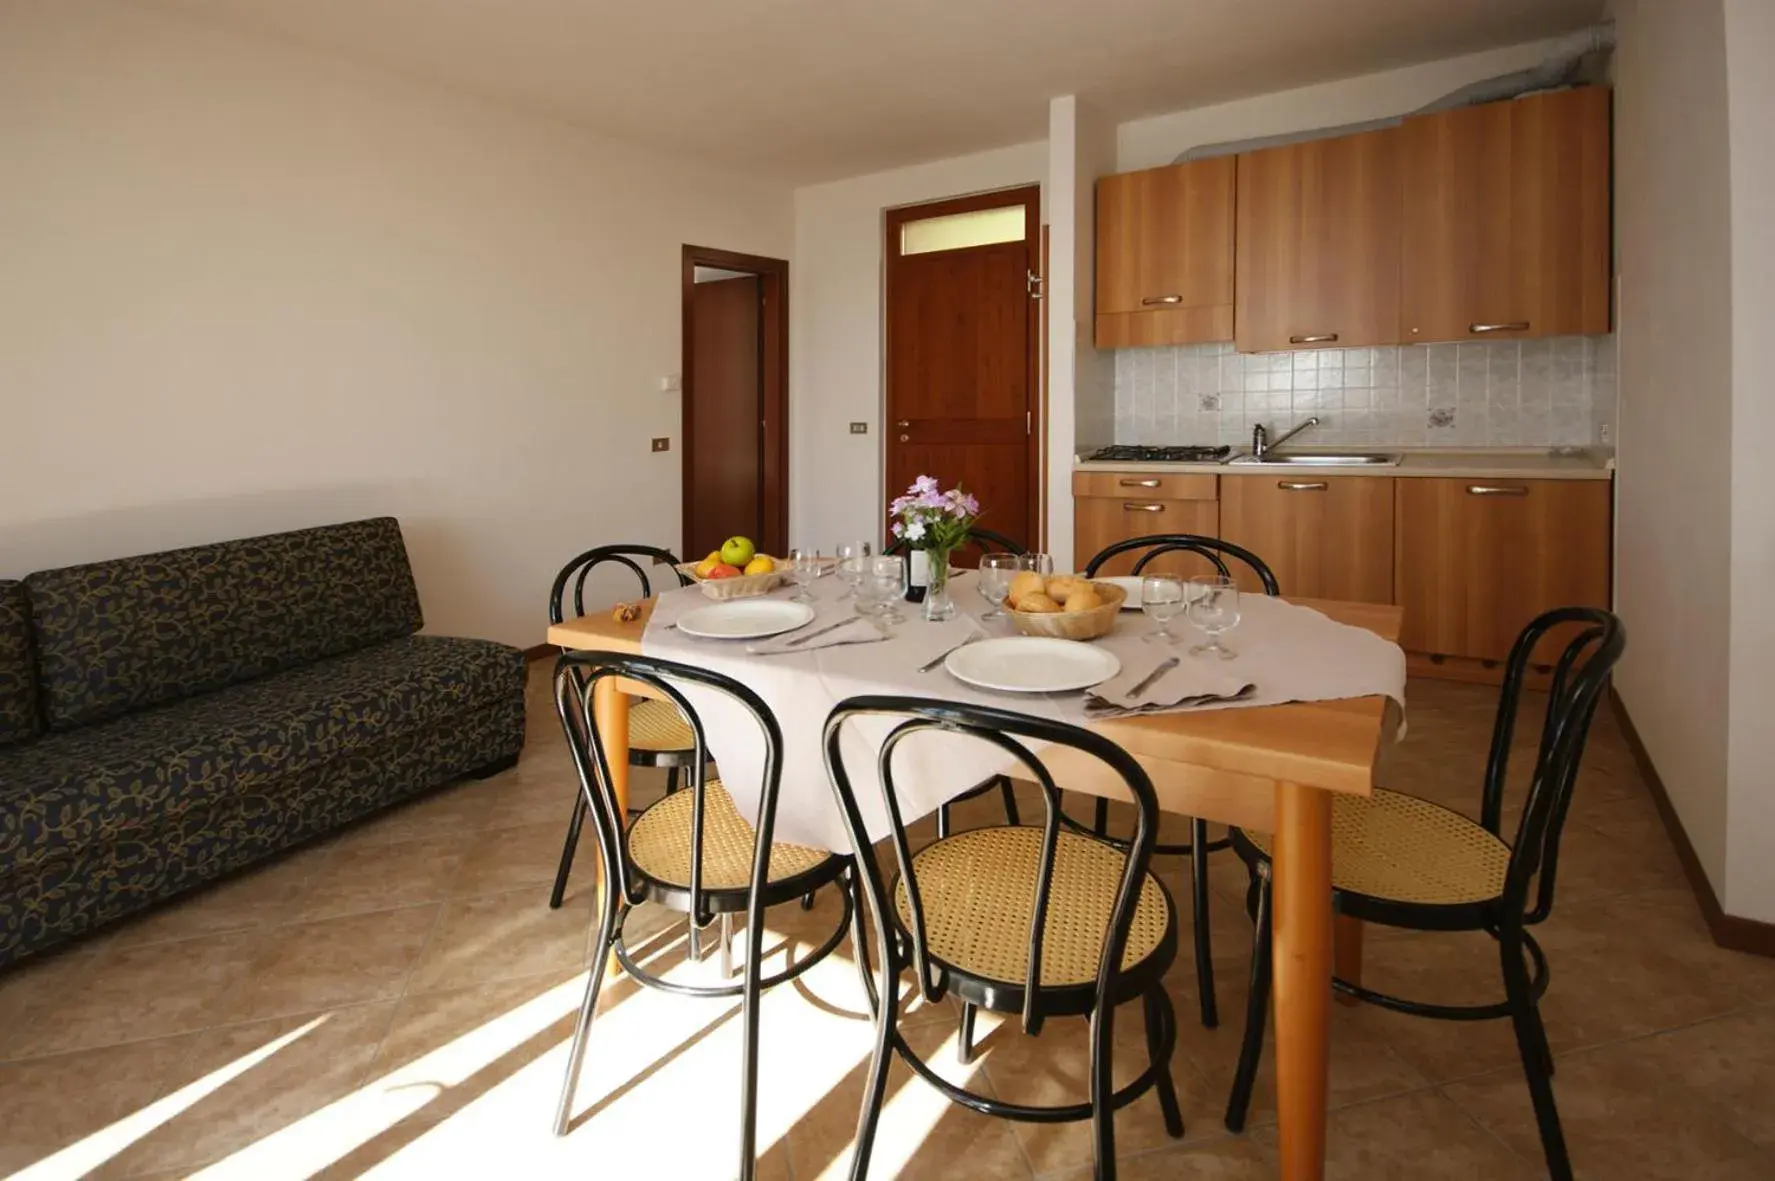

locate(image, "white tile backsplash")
(1113, 337), (1612, 448)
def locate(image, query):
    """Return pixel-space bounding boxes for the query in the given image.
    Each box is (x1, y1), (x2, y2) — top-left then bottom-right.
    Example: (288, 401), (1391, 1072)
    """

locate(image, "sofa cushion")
(26, 517), (424, 731)
(0, 582), (42, 748)
(0, 635), (523, 876)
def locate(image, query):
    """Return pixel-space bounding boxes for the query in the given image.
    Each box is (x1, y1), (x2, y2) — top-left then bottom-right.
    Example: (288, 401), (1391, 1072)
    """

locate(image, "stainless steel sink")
(1226, 452), (1402, 467)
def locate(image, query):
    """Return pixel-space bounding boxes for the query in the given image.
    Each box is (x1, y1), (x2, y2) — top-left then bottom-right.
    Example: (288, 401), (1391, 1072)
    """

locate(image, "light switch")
(651, 437), (670, 452)
(849, 422), (869, 435)
(660, 374), (682, 392)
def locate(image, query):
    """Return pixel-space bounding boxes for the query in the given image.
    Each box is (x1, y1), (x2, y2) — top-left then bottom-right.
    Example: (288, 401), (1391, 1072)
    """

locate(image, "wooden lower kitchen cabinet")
(1073, 471), (1220, 576)
(1395, 477), (1612, 664)
(1219, 474), (1396, 603)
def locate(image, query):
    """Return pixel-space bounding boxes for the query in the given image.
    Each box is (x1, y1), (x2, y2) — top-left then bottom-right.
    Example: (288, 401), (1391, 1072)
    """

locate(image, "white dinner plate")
(945, 636), (1121, 694)
(1100, 575), (1211, 609)
(1099, 576), (1145, 609)
(676, 599), (816, 641)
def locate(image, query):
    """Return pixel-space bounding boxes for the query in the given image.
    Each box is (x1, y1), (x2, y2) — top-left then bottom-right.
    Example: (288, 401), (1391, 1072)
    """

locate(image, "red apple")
(706, 563), (742, 579)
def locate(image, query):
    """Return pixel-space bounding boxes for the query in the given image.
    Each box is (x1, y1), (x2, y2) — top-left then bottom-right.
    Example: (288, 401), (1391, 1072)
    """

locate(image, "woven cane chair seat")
(629, 698), (696, 754)
(1244, 788), (1510, 906)
(626, 780), (833, 891)
(893, 827), (1171, 988)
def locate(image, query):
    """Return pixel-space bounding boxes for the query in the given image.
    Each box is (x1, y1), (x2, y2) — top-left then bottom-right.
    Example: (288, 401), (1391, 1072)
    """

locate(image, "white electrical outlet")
(660, 374), (682, 393)
(1599, 424), (1612, 444)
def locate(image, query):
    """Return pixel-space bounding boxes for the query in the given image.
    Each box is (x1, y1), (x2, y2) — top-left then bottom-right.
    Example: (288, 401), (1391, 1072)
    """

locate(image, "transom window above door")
(898, 204), (1026, 256)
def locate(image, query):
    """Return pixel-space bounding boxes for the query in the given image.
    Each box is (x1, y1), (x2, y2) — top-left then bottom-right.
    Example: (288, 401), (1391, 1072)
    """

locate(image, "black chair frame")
(1069, 532), (1284, 1032)
(552, 651), (854, 1180)
(1223, 607), (1626, 1181)
(825, 696), (1185, 1180)
(546, 544), (701, 910)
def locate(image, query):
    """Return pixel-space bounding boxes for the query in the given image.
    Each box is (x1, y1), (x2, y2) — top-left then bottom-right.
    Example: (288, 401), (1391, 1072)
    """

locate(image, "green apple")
(720, 535), (756, 567)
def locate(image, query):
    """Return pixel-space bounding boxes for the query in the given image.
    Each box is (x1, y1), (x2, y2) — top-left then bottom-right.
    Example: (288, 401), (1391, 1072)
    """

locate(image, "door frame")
(681, 244), (789, 559)
(882, 184), (1043, 549)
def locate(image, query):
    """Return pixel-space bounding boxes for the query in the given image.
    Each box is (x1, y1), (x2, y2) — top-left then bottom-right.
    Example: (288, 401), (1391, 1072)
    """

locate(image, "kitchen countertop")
(1074, 447), (1615, 481)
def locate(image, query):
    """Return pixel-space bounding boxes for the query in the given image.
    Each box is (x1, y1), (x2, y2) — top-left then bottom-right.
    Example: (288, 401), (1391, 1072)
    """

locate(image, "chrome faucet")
(1252, 416), (1320, 460)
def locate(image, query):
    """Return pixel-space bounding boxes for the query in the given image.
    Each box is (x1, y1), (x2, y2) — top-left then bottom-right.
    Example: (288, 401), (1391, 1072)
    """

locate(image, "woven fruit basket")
(1006, 578), (1126, 640)
(676, 560), (791, 601)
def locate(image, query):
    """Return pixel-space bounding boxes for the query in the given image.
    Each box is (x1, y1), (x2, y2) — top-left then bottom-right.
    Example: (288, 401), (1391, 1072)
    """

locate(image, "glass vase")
(922, 546), (956, 621)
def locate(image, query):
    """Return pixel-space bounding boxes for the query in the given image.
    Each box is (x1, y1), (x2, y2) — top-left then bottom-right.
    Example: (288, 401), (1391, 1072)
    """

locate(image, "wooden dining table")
(547, 594), (1402, 1181)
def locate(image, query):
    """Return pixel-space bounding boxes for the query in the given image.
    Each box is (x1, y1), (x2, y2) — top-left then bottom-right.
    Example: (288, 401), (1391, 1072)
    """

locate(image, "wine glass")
(788, 547), (820, 603)
(979, 553), (1019, 620)
(1019, 552), (1055, 577)
(1188, 575), (1242, 660)
(835, 541), (871, 600)
(1141, 574), (1187, 645)
(865, 555), (906, 627)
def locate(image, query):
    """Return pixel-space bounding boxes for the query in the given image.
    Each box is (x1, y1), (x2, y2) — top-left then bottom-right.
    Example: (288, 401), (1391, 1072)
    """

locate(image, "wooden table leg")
(1334, 914), (1364, 1007)
(592, 676), (631, 976)
(1272, 781), (1332, 1181)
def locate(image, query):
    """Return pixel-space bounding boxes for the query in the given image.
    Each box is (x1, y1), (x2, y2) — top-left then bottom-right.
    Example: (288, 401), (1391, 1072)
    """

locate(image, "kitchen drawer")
(1072, 471), (1218, 501)
(1074, 495), (1221, 576)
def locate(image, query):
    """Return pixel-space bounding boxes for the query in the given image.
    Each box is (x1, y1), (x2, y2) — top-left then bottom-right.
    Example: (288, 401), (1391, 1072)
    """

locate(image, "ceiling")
(149, 0), (1607, 184)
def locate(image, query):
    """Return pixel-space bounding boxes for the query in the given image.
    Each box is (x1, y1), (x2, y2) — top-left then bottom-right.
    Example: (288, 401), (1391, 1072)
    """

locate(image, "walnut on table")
(611, 601), (643, 623)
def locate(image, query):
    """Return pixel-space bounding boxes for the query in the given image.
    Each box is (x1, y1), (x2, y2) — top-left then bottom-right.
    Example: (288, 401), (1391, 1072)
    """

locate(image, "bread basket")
(676, 559), (791, 601)
(1006, 579), (1125, 640)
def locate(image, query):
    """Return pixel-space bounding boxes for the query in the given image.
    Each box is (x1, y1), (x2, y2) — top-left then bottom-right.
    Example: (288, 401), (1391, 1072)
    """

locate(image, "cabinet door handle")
(1118, 478), (1162, 488)
(1278, 481), (1328, 491)
(1288, 333), (1339, 344)
(1141, 294), (1184, 306)
(1123, 503), (1167, 513)
(895, 420), (910, 428)
(1467, 485), (1528, 497)
(1469, 321), (1530, 334)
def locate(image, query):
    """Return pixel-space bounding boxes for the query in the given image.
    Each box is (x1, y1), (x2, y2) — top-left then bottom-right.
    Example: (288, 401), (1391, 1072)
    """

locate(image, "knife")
(1124, 656), (1179, 699)
(918, 632), (981, 673)
(782, 616), (860, 648)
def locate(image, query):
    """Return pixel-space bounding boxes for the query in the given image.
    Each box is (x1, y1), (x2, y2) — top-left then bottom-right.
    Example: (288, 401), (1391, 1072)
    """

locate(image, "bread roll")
(1018, 592), (1062, 614)
(1062, 586), (1103, 614)
(1045, 575), (1089, 604)
(1007, 570), (1046, 609)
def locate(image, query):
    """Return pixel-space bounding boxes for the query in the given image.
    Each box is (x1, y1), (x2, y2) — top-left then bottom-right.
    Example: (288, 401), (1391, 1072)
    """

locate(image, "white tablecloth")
(641, 572), (1405, 852)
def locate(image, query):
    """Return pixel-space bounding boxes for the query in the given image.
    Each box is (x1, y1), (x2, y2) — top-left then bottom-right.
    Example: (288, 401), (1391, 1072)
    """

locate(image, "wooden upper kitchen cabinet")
(1073, 471), (1221, 576)
(1395, 477), (1611, 662)
(1219, 475), (1396, 603)
(1235, 128), (1403, 353)
(1400, 86), (1612, 343)
(1095, 157), (1235, 349)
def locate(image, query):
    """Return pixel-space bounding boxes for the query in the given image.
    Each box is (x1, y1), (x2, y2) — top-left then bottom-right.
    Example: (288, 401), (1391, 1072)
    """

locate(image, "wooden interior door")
(687, 274), (762, 560)
(1219, 475), (1395, 603)
(1400, 87), (1612, 342)
(1235, 128), (1403, 353)
(885, 186), (1040, 561)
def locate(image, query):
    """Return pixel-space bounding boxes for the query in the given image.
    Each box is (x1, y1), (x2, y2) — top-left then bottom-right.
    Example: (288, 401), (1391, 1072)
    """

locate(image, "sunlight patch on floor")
(11, 1016), (332, 1181)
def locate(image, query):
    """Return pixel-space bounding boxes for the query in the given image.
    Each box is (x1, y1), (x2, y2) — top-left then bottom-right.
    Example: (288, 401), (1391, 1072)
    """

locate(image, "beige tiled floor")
(3, 670), (1774, 1179)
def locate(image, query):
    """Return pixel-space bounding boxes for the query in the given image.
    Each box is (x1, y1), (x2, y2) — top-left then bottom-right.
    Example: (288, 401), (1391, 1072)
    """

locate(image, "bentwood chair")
(824, 696), (1186, 1181)
(546, 545), (701, 910)
(1223, 607), (1626, 1181)
(552, 652), (854, 1180)
(1075, 533), (1282, 1031)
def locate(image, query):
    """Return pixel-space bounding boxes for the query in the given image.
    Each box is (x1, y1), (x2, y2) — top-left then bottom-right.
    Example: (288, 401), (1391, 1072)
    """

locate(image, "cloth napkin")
(745, 612), (887, 655)
(1084, 649), (1255, 717)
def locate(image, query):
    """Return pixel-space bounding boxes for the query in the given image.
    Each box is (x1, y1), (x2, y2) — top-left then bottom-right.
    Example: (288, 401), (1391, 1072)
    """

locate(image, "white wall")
(1045, 95), (1117, 570)
(789, 141), (1046, 551)
(1116, 37), (1577, 171)
(0, 0), (792, 648)
(1722, 0), (1775, 922)
(1611, 0), (1736, 899)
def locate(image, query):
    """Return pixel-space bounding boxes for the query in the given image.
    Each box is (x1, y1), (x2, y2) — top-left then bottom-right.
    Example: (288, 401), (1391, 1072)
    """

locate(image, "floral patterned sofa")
(0, 517), (525, 966)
